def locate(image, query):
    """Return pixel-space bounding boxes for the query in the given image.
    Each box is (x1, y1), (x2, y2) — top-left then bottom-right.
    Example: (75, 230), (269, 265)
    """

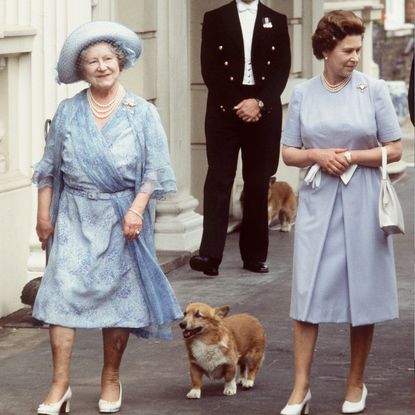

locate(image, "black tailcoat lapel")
(221, 1), (244, 56)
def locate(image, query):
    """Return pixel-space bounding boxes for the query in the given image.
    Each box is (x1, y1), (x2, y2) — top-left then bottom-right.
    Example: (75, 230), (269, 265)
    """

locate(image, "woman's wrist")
(306, 148), (316, 164)
(128, 207), (144, 220)
(37, 213), (51, 222)
(343, 150), (353, 165)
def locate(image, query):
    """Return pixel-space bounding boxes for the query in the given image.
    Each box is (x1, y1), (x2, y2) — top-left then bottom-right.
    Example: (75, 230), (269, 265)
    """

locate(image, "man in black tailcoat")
(190, 0), (291, 276)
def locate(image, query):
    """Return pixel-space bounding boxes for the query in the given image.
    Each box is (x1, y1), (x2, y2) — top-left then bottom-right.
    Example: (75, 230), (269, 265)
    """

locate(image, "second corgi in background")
(240, 177), (297, 232)
(267, 177), (297, 232)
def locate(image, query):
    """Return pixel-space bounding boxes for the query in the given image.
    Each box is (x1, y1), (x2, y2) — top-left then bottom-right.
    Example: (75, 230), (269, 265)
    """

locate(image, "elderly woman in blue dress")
(33, 22), (182, 414)
(280, 11), (402, 415)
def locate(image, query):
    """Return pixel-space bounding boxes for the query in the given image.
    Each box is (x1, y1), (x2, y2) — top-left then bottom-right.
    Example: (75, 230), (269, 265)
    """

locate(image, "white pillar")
(27, 0), (91, 280)
(154, 0), (202, 252)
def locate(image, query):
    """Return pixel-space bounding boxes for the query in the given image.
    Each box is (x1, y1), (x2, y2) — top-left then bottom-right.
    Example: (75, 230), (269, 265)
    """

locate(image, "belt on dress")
(64, 185), (134, 200)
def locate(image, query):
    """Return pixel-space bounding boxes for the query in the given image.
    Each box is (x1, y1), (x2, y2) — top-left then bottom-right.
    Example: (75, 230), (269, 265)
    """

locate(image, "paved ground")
(0, 136), (413, 414)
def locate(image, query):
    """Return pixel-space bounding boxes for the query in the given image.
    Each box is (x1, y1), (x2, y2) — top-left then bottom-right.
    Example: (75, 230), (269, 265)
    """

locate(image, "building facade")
(0, 0), (386, 317)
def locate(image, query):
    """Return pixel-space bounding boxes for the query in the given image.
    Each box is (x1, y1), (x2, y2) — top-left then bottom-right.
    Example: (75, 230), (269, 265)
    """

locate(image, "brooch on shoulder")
(124, 100), (136, 107)
(122, 99), (137, 115)
(357, 82), (368, 93)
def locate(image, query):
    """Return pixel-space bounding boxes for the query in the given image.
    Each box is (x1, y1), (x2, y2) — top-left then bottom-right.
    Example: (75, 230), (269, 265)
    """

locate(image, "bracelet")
(128, 208), (144, 220)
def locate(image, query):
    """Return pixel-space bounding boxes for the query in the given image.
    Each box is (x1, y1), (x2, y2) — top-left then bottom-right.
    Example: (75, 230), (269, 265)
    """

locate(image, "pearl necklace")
(321, 73), (352, 93)
(87, 86), (123, 119)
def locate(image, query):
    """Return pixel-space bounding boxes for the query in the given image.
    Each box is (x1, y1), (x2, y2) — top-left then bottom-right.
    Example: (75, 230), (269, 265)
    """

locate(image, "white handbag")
(378, 146), (405, 235)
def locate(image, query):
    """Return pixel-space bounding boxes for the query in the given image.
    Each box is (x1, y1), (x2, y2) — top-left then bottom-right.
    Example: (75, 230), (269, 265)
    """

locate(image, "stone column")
(154, 0), (203, 252)
(27, 0), (91, 281)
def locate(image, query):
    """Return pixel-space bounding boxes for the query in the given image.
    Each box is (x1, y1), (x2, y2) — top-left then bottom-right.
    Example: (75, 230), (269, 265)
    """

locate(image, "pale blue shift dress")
(282, 71), (401, 326)
(32, 90), (183, 338)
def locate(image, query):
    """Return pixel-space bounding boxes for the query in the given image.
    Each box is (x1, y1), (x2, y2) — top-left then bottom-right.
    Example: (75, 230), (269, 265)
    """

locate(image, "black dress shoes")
(243, 261), (269, 273)
(189, 255), (220, 276)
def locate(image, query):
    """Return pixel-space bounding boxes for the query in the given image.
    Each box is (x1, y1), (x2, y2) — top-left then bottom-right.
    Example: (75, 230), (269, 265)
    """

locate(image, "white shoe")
(342, 384), (367, 414)
(37, 386), (72, 414)
(280, 389), (311, 415)
(98, 382), (122, 413)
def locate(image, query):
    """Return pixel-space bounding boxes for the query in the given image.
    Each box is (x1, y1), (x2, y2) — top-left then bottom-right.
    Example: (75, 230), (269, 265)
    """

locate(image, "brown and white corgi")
(240, 177), (297, 231)
(267, 177), (297, 232)
(179, 302), (265, 399)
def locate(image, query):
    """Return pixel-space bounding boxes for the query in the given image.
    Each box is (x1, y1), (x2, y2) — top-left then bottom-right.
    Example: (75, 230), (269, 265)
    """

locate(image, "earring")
(324, 56), (328, 61)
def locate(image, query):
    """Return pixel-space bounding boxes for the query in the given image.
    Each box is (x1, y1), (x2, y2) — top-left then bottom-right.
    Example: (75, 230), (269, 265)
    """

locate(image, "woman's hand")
(36, 217), (54, 250)
(123, 211), (143, 241)
(309, 148), (350, 176)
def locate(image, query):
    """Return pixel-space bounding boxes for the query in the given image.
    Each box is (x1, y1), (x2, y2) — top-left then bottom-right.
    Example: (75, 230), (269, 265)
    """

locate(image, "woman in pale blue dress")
(33, 22), (182, 414)
(279, 11), (402, 415)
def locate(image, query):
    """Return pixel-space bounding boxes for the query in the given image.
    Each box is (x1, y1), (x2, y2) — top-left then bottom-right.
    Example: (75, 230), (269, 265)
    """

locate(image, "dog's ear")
(270, 176), (276, 184)
(215, 306), (230, 319)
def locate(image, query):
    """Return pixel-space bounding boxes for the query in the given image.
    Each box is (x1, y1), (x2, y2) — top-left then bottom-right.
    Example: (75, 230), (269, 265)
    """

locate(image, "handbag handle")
(380, 146), (388, 180)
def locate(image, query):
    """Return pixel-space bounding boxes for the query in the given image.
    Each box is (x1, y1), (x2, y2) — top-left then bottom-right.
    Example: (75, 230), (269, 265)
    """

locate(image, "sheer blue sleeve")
(139, 104), (177, 199)
(32, 101), (66, 188)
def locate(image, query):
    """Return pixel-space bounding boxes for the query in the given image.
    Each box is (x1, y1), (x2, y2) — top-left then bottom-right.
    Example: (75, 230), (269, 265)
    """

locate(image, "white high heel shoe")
(37, 386), (72, 415)
(342, 384), (367, 414)
(280, 389), (311, 415)
(98, 382), (122, 413)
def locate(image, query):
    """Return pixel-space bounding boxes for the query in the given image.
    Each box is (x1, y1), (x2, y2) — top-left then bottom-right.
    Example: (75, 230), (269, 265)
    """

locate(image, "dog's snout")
(179, 321), (187, 329)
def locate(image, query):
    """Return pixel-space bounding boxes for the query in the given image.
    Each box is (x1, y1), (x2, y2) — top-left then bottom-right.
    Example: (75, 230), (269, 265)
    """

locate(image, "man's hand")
(233, 98), (262, 123)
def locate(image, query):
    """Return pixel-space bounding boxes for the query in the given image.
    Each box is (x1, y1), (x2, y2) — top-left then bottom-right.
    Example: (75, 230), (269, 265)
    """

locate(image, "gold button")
(218, 45), (223, 50)
(261, 76), (266, 80)
(267, 61), (271, 65)
(230, 76), (234, 81)
(272, 46), (276, 51)
(224, 61), (229, 66)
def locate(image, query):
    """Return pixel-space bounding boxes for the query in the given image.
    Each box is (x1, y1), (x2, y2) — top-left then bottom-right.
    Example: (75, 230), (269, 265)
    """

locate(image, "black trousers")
(199, 89), (282, 264)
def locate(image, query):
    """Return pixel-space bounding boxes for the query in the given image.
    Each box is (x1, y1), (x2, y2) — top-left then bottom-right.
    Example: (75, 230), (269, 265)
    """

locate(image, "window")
(384, 0), (406, 30)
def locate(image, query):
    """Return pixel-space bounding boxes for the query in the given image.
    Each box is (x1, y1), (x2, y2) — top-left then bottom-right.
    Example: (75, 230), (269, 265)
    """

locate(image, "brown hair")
(75, 41), (128, 80)
(312, 10), (365, 60)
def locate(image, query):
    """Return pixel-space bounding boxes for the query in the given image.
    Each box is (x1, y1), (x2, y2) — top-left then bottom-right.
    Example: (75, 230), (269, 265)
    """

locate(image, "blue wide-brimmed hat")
(56, 21), (142, 84)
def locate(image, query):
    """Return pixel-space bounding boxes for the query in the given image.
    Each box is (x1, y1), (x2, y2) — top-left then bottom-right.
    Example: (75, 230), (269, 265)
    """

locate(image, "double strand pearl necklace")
(87, 85), (123, 119)
(321, 73), (352, 93)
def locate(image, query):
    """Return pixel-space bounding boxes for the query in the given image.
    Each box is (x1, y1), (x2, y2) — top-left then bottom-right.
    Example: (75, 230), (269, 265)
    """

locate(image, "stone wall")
(373, 23), (414, 82)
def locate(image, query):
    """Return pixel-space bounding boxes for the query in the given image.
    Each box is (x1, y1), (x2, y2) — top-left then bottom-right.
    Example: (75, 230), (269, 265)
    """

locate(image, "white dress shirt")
(236, 0), (259, 85)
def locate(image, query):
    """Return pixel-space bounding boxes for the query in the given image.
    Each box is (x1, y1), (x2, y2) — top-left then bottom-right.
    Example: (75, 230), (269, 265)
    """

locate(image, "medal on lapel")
(263, 17), (273, 28)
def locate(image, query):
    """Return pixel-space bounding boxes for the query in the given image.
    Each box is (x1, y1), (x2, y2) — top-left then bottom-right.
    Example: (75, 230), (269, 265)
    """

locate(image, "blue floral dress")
(32, 90), (183, 339)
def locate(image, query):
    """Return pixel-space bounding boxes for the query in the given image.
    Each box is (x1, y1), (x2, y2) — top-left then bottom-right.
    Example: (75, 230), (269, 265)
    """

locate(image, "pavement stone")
(0, 169), (413, 415)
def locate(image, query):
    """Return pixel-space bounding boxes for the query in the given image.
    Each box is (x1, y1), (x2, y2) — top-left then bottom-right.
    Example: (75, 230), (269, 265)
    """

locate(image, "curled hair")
(312, 10), (365, 60)
(75, 40), (128, 80)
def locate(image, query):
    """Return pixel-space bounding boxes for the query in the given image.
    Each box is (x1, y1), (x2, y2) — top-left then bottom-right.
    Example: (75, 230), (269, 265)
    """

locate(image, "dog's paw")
(240, 379), (254, 389)
(186, 388), (201, 399)
(223, 380), (237, 396)
(280, 223), (292, 232)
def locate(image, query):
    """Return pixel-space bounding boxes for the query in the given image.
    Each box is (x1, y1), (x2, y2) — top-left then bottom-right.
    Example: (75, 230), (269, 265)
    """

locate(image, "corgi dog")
(179, 302), (265, 399)
(239, 177), (296, 231)
(267, 177), (297, 232)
